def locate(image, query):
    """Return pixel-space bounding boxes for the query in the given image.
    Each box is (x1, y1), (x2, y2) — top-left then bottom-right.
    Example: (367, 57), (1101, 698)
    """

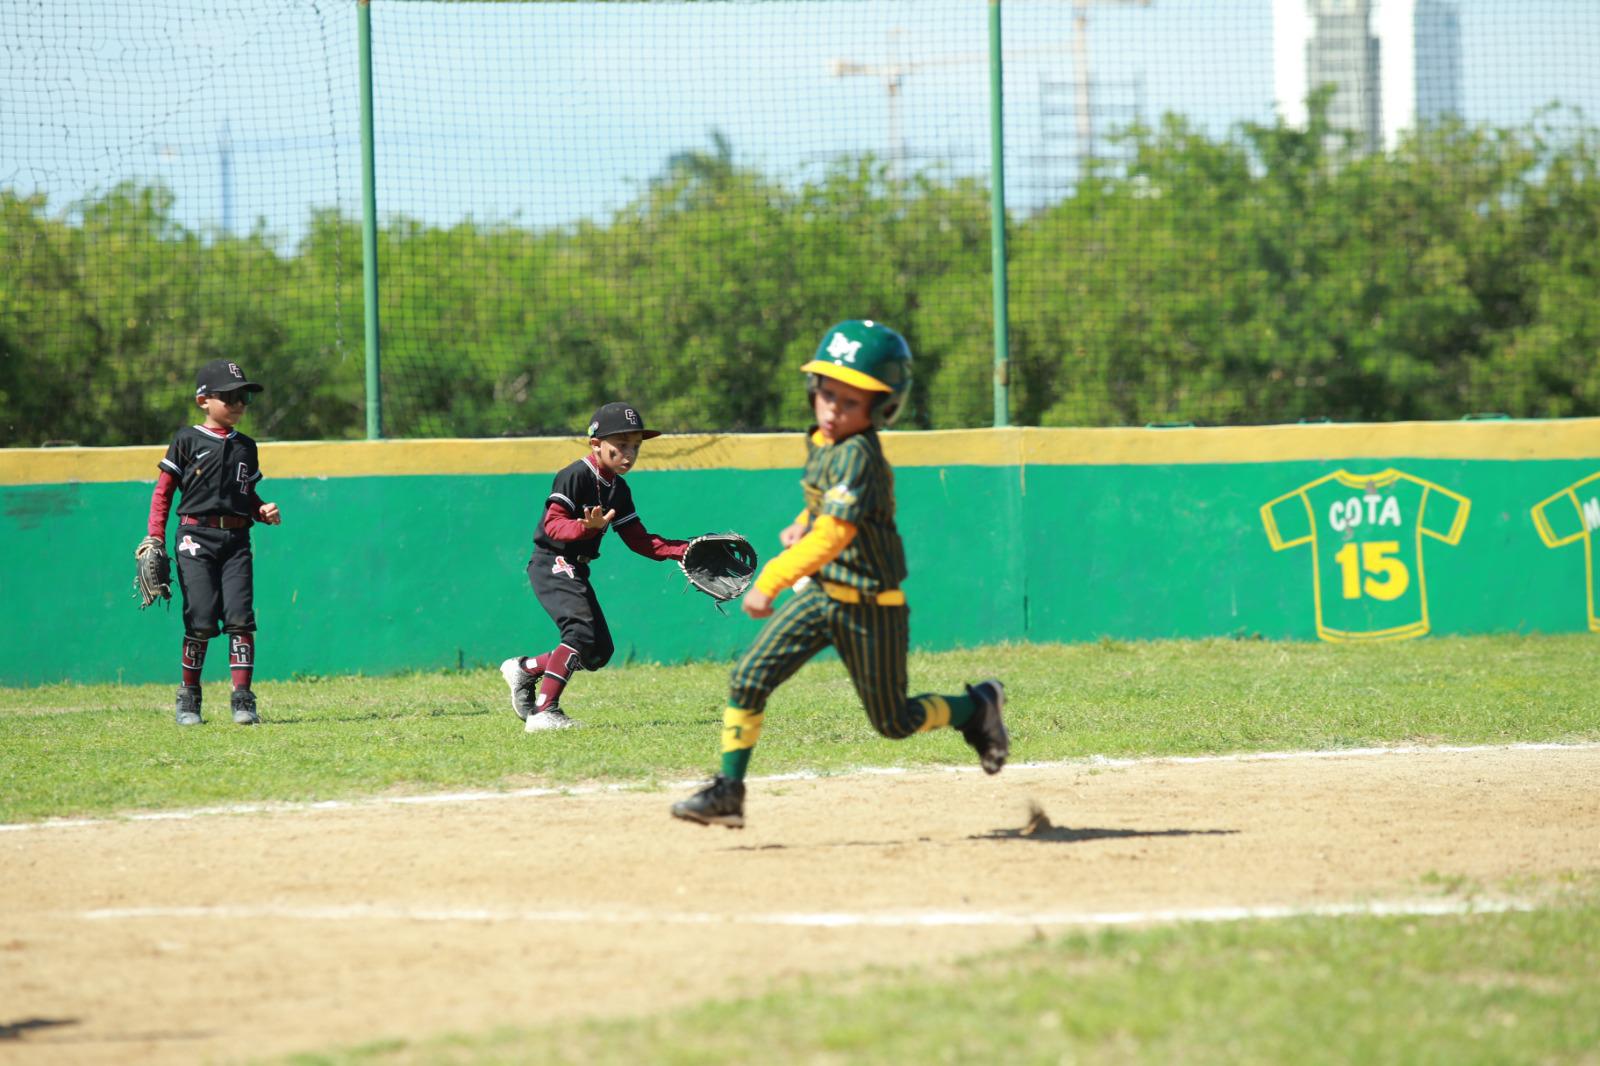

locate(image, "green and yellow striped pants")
(728, 579), (951, 738)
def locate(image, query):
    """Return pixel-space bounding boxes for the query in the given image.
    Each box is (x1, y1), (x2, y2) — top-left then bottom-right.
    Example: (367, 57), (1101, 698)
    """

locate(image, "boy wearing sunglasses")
(141, 359), (282, 726)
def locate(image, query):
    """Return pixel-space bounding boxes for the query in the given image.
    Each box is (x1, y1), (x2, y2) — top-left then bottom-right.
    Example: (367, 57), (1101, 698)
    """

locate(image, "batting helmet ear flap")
(873, 390), (906, 428)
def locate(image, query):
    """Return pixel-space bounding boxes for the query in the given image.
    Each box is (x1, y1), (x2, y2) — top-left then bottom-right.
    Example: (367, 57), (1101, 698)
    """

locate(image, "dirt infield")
(4, 744), (1598, 1064)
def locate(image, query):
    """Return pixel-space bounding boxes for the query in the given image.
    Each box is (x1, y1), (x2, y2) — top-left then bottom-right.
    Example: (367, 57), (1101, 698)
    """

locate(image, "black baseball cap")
(195, 359), (264, 397)
(587, 402), (661, 440)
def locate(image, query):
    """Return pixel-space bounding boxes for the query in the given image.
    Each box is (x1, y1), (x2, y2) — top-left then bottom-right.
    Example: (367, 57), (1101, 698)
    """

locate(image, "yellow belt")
(820, 580), (906, 607)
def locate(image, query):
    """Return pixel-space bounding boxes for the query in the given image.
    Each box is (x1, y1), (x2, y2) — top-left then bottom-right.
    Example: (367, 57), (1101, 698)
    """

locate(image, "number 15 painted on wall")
(1333, 540), (1410, 601)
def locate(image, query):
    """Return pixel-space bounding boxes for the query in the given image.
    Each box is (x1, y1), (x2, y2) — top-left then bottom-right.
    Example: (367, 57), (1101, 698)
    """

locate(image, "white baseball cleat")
(524, 707), (580, 731)
(500, 657), (541, 721)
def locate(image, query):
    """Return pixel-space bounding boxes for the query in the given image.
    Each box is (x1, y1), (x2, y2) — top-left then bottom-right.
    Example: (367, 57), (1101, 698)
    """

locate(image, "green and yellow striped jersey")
(801, 427), (906, 593)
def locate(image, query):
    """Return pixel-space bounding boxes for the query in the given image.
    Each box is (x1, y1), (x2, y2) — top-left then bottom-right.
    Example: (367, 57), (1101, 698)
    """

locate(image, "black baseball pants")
(527, 550), (615, 671)
(172, 525), (256, 638)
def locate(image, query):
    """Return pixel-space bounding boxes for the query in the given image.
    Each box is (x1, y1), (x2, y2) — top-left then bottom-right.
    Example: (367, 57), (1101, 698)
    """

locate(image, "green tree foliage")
(1009, 101), (1600, 426)
(3, 107), (1598, 446)
(0, 186), (365, 446)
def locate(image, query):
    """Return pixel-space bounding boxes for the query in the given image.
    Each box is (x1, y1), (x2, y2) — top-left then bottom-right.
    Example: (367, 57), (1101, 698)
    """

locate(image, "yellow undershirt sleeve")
(753, 513), (857, 597)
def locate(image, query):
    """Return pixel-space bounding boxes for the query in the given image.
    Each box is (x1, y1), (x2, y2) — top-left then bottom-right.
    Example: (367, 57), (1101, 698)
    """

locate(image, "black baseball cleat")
(961, 679), (1009, 775)
(175, 684), (203, 726)
(500, 657), (542, 721)
(231, 688), (260, 725)
(671, 775), (746, 829)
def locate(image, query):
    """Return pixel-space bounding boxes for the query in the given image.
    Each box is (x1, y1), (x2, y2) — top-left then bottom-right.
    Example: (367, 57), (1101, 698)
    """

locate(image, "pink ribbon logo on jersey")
(551, 555), (576, 578)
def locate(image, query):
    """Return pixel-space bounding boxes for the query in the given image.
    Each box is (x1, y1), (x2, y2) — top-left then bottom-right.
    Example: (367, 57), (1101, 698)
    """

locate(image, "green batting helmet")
(800, 319), (913, 428)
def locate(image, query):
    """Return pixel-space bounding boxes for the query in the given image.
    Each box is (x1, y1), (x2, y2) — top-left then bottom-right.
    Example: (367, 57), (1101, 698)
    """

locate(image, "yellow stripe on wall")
(2, 419), (1597, 486)
(1008, 420), (1600, 466)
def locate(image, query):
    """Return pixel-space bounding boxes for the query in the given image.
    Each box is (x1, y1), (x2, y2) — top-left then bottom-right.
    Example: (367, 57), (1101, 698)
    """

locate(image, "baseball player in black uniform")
(141, 359), (282, 726)
(672, 320), (1008, 828)
(500, 402), (691, 731)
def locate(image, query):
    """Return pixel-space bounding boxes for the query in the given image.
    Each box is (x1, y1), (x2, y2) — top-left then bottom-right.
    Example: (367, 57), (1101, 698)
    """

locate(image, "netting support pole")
(988, 0), (1011, 428)
(358, 0), (383, 440)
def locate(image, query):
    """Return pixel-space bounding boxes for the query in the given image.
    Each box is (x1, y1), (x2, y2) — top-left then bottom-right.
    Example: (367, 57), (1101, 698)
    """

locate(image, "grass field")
(1, 633), (1595, 824)
(290, 886), (1600, 1066)
(6, 632), (1598, 1064)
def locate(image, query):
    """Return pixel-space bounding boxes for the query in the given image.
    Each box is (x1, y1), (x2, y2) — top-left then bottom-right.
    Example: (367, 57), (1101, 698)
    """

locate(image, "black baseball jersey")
(533, 456), (641, 561)
(802, 427), (907, 593)
(159, 425), (263, 517)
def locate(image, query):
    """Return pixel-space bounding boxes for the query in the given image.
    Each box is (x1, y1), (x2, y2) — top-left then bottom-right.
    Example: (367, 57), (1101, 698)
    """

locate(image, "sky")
(4, 0), (1597, 246)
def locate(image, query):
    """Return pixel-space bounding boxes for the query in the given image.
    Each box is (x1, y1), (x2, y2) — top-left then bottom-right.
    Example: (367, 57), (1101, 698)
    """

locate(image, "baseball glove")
(134, 534), (172, 610)
(680, 532), (758, 606)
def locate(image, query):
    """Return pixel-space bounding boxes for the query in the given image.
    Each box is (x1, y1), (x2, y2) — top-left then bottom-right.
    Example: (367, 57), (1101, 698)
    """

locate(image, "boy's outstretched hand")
(582, 505), (616, 530)
(742, 587), (774, 619)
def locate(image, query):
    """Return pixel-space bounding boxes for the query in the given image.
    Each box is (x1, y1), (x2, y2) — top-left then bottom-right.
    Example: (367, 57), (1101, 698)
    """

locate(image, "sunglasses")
(210, 390), (252, 406)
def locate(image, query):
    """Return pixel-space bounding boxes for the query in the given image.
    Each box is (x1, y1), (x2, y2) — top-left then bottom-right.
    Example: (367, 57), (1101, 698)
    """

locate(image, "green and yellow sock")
(719, 706), (763, 781)
(912, 691), (977, 732)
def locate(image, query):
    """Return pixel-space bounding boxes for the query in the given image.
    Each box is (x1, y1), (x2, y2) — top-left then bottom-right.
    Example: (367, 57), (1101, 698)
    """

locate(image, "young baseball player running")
(140, 359), (282, 726)
(501, 402), (691, 731)
(671, 320), (1008, 828)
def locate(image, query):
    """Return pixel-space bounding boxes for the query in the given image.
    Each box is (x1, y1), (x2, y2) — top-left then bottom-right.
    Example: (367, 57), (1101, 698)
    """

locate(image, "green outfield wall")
(2, 421), (1597, 686)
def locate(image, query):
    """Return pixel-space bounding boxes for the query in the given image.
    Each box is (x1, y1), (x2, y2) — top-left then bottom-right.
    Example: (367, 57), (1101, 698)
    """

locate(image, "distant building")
(1274, 0), (1462, 154)
(1376, 0), (1463, 146)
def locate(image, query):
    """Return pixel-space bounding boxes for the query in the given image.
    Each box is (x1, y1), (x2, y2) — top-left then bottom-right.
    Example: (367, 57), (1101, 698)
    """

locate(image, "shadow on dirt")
(972, 802), (1238, 844)
(1, 1017), (79, 1041)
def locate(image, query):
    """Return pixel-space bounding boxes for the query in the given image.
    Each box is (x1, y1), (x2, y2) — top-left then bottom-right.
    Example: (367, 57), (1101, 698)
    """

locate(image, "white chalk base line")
(5, 741), (1596, 834)
(70, 896), (1539, 930)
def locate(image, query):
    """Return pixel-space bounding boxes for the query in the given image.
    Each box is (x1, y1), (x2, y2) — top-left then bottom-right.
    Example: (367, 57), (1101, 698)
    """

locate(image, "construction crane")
(830, 4), (1153, 182)
(1071, 0), (1153, 164)
(829, 32), (1080, 182)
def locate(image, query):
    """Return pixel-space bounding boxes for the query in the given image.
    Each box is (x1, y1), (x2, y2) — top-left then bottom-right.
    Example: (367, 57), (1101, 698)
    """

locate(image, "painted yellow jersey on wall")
(1261, 469), (1471, 642)
(1530, 472), (1600, 633)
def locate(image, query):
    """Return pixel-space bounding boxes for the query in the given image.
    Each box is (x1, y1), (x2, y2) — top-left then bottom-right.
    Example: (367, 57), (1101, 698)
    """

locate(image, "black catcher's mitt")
(680, 532), (758, 606)
(134, 534), (172, 610)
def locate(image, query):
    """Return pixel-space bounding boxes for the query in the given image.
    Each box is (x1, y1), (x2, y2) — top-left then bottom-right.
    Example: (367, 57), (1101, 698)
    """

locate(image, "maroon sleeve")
(617, 519), (688, 561)
(543, 501), (598, 543)
(147, 470), (177, 538)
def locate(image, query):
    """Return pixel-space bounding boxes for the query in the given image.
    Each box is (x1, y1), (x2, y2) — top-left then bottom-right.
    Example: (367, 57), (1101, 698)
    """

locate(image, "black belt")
(181, 514), (251, 529)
